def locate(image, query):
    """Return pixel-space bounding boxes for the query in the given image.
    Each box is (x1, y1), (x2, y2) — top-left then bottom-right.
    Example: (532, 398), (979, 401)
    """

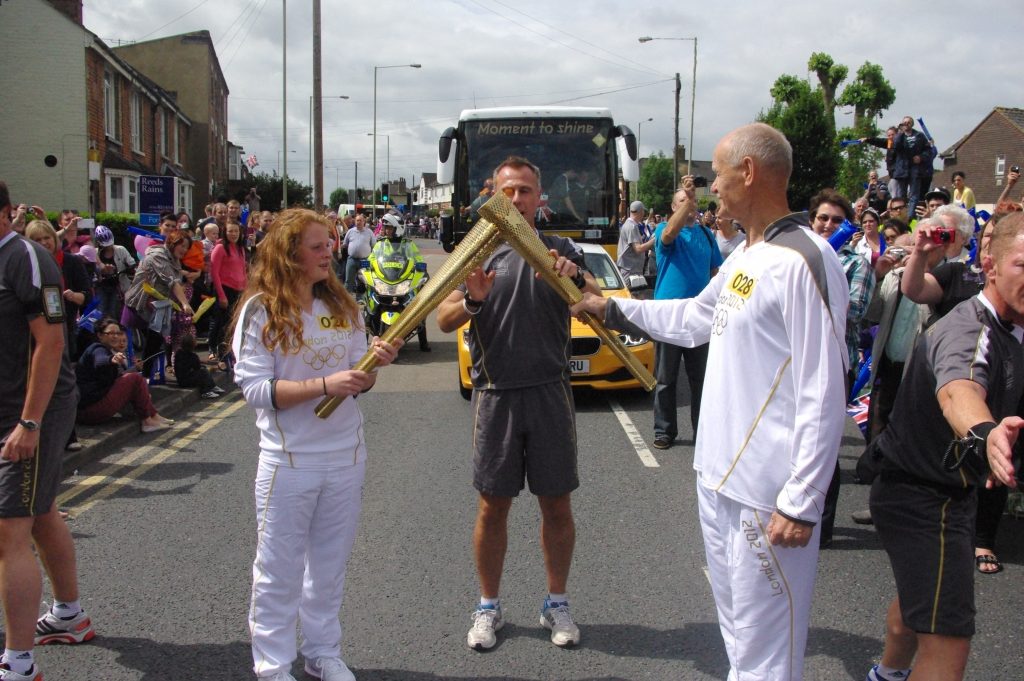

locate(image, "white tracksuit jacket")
(609, 215), (849, 523)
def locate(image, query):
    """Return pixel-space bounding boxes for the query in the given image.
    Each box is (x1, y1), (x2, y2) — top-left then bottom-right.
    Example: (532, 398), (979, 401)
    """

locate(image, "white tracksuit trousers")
(249, 458), (365, 678)
(697, 482), (820, 681)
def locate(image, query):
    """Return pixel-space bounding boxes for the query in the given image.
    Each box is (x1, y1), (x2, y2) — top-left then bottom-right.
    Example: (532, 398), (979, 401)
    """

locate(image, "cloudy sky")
(84, 0), (1022, 195)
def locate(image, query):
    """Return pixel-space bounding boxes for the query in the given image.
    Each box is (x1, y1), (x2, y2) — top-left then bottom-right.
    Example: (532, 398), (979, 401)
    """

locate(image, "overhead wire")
(136, 0), (214, 41)
(460, 0), (661, 77)
(487, 0), (670, 78)
(223, 0), (270, 68)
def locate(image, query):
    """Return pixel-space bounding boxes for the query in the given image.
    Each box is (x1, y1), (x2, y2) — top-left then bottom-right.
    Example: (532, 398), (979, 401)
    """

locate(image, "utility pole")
(281, 0), (288, 207)
(674, 72), (681, 190)
(312, 0), (324, 208)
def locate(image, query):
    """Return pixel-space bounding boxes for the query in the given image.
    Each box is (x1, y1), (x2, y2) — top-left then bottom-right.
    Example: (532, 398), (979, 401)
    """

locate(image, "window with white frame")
(177, 180), (193, 215)
(127, 177), (138, 213)
(105, 172), (140, 213)
(173, 119), (180, 164)
(104, 70), (119, 140)
(130, 91), (142, 152)
(996, 155), (1006, 176)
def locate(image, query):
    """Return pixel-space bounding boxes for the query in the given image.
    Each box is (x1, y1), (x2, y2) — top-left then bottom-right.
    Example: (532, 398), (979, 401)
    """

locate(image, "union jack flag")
(245, 154), (259, 169)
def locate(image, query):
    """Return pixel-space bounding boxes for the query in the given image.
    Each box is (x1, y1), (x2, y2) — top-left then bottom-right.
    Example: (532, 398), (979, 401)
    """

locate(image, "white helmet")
(381, 213), (404, 237)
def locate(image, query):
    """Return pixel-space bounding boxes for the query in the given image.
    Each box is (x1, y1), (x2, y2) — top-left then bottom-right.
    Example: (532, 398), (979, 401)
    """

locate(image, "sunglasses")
(815, 214), (845, 225)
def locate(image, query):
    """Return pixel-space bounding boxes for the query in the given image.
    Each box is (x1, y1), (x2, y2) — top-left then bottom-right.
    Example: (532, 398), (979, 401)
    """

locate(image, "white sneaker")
(304, 657), (355, 681)
(540, 598), (580, 647)
(261, 673), (297, 681)
(467, 603), (503, 650)
(866, 665), (912, 681)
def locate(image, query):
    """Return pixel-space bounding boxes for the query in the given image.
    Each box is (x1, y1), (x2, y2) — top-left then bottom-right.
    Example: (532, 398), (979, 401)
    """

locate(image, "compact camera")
(930, 229), (955, 245)
(886, 247), (908, 261)
(692, 176), (708, 188)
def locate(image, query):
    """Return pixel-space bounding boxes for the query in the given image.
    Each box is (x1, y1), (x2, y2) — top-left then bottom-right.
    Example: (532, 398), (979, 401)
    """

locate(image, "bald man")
(574, 123), (849, 680)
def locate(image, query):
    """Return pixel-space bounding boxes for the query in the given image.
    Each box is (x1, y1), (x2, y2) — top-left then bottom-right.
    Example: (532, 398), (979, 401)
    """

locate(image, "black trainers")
(652, 435), (672, 450)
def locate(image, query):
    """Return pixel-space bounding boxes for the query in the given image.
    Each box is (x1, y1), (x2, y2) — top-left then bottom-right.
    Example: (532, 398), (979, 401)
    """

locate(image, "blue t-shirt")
(653, 221), (723, 300)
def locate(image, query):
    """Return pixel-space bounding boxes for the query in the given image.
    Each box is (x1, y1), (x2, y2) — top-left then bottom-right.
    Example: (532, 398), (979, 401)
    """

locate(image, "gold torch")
(477, 192), (656, 391)
(314, 219), (503, 418)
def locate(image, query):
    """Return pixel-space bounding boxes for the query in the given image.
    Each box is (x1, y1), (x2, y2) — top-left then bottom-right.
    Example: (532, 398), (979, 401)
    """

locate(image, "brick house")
(113, 32), (230, 210)
(940, 107), (1024, 207)
(0, 0), (195, 216)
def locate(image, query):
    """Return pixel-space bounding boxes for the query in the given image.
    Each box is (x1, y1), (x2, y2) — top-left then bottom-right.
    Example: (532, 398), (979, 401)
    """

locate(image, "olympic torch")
(477, 192), (656, 391)
(314, 219), (502, 418)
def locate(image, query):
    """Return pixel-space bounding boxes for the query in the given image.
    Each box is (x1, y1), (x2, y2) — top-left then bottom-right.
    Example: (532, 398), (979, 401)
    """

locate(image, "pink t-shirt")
(210, 243), (248, 300)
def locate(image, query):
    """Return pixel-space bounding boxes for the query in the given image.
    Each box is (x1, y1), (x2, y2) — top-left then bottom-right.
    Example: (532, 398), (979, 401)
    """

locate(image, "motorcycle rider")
(368, 213), (431, 351)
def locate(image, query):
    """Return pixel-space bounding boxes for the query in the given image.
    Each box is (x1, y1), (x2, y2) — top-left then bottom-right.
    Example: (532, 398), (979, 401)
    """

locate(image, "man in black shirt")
(0, 182), (94, 681)
(865, 212), (1024, 681)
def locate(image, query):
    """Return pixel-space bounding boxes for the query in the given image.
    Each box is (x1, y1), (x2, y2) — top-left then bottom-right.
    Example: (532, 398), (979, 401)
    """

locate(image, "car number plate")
(569, 359), (590, 374)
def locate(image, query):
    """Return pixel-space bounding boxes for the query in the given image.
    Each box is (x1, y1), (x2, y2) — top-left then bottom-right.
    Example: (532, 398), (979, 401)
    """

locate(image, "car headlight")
(619, 333), (649, 347)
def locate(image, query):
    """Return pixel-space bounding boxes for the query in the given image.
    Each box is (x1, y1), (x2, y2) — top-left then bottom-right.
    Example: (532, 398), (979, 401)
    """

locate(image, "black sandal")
(975, 553), (1003, 574)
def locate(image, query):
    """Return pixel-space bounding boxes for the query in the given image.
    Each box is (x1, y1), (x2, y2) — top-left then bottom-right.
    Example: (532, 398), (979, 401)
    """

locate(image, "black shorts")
(0, 402), (75, 517)
(472, 381), (579, 498)
(870, 472), (976, 637)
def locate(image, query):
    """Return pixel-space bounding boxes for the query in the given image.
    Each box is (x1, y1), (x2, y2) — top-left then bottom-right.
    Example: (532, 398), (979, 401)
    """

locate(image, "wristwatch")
(463, 293), (483, 314)
(19, 419), (40, 431)
(572, 268), (587, 290)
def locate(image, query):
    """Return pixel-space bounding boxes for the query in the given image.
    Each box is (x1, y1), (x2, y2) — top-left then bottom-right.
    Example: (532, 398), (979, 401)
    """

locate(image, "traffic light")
(381, 183), (389, 203)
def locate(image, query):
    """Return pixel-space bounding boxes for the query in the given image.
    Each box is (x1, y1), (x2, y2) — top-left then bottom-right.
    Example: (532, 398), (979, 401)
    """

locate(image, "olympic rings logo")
(301, 344), (348, 370)
(712, 308), (729, 336)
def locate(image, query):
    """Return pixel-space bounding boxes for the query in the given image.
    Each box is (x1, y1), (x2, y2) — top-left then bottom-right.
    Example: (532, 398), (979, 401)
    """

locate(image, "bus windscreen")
(461, 117), (615, 229)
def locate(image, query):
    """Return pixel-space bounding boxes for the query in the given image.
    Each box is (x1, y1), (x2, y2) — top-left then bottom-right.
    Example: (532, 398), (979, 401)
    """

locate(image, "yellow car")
(456, 243), (655, 399)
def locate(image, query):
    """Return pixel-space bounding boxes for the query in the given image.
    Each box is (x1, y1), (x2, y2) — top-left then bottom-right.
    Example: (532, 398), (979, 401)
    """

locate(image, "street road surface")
(27, 240), (1024, 680)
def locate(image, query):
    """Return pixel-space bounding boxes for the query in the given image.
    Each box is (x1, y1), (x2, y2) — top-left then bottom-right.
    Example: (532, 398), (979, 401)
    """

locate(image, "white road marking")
(58, 397), (247, 514)
(608, 398), (659, 468)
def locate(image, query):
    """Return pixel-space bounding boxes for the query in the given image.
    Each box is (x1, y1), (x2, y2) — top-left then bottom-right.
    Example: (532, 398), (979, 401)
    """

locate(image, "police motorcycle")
(356, 213), (432, 351)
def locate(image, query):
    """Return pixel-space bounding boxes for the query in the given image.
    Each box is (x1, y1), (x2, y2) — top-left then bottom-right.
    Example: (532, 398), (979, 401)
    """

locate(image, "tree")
(837, 62), (896, 129)
(807, 52), (848, 123)
(835, 62), (896, 199)
(247, 172), (313, 211)
(760, 77), (838, 211)
(328, 187), (349, 209)
(637, 152), (674, 214)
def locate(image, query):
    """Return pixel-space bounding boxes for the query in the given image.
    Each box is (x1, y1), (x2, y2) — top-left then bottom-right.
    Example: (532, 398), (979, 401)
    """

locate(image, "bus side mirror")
(438, 127), (457, 184)
(615, 125), (640, 182)
(440, 214), (455, 253)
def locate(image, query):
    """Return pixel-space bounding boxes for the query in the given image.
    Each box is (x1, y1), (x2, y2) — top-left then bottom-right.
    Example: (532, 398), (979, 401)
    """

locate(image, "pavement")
(66, 360), (237, 473)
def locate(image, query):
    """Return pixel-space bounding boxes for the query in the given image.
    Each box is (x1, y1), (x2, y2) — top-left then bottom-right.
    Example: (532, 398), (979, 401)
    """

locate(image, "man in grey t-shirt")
(616, 200), (654, 276)
(341, 213), (375, 291)
(437, 156), (600, 653)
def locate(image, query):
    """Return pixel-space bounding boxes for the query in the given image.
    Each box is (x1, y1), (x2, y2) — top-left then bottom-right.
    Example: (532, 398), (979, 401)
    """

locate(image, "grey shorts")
(0, 402), (75, 517)
(472, 381), (579, 498)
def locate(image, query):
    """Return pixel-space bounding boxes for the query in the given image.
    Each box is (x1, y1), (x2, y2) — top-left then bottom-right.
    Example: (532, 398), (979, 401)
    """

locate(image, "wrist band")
(463, 296), (482, 315)
(943, 421), (997, 471)
(321, 376), (327, 396)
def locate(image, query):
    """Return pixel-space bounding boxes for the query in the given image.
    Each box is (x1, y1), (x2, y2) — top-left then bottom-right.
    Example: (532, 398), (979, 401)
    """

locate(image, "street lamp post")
(277, 150), (296, 206)
(373, 63), (421, 221)
(307, 94), (348, 201)
(639, 36), (697, 186)
(366, 132), (390, 193)
(637, 117), (653, 151)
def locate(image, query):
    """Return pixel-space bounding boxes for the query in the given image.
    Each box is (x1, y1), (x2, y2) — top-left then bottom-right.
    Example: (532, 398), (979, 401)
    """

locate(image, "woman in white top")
(231, 209), (401, 681)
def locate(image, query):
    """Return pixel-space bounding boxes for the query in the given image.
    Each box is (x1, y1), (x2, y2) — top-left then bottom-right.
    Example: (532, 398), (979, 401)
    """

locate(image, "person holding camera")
(649, 176), (722, 450)
(900, 204), (976, 321)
